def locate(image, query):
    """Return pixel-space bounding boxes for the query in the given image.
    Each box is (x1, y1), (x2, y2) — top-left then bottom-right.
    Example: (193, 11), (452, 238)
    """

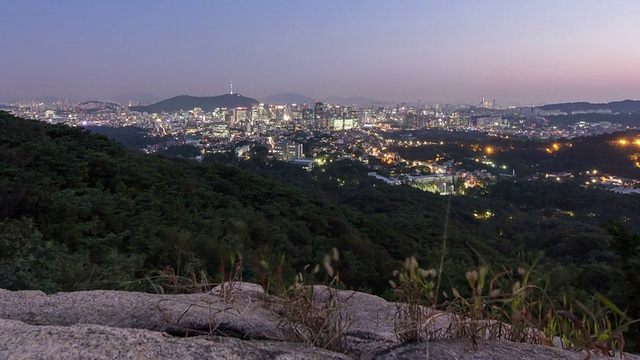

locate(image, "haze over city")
(2, 0), (640, 105)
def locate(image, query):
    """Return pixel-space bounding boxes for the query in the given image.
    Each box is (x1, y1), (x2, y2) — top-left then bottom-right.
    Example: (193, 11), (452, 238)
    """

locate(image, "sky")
(2, 0), (640, 105)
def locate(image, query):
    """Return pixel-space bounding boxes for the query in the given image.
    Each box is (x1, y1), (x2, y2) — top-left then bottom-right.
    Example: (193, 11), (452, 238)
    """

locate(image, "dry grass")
(276, 248), (349, 353)
(142, 248), (636, 358)
(390, 256), (635, 357)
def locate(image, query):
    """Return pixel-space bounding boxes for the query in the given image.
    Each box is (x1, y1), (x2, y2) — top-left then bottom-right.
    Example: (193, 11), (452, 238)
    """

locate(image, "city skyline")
(2, 0), (640, 105)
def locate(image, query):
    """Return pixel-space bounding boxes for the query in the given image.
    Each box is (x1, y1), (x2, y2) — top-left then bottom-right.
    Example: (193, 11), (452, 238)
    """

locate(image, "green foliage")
(388, 256), (634, 356)
(2, 111), (640, 350)
(0, 112), (392, 293)
(603, 221), (640, 350)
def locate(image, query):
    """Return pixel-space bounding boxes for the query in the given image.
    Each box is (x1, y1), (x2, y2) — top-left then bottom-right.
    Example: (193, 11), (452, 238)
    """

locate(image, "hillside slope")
(2, 111), (640, 337)
(130, 93), (258, 113)
(538, 99), (640, 113)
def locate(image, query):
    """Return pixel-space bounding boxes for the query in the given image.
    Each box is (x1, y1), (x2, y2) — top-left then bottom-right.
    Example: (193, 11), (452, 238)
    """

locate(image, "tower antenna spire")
(230, 81), (233, 95)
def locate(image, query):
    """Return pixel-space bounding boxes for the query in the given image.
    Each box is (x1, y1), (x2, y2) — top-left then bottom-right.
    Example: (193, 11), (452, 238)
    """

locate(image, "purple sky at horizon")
(2, 0), (640, 105)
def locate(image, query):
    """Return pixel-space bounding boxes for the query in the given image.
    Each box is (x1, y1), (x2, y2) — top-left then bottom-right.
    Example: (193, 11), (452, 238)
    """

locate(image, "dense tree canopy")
(2, 111), (640, 337)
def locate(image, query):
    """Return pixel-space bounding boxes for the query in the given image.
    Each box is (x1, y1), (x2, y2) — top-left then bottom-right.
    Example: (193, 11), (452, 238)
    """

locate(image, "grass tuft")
(390, 256), (635, 357)
(276, 248), (349, 353)
(140, 248), (636, 358)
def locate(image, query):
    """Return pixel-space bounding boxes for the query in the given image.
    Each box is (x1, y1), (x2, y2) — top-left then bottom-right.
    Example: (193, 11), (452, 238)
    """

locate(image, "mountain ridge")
(107, 91), (160, 105)
(537, 99), (640, 113)
(130, 93), (259, 113)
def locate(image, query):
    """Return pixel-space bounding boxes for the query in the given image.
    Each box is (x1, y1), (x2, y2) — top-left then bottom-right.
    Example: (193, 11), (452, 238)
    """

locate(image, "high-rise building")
(235, 107), (248, 125)
(274, 141), (304, 161)
(251, 103), (266, 121)
(331, 116), (344, 131)
(343, 118), (356, 130)
(210, 122), (230, 138)
(405, 114), (422, 128)
(314, 102), (328, 129)
(302, 108), (314, 126)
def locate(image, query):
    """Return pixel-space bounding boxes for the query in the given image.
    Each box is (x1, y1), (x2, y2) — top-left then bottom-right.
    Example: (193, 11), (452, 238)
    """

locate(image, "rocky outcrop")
(0, 283), (636, 359)
(0, 286), (281, 340)
(0, 318), (349, 360)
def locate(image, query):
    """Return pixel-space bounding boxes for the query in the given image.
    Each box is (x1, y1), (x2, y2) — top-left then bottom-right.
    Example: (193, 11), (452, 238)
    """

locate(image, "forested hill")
(130, 94), (258, 113)
(1, 111), (416, 294)
(2, 110), (640, 339)
(537, 99), (640, 113)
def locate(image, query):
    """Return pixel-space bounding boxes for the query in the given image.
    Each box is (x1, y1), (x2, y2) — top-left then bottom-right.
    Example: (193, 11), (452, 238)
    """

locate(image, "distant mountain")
(260, 93), (314, 105)
(322, 96), (385, 105)
(107, 91), (160, 106)
(26, 96), (72, 103)
(0, 104), (11, 110)
(537, 99), (640, 113)
(545, 113), (640, 128)
(130, 94), (259, 113)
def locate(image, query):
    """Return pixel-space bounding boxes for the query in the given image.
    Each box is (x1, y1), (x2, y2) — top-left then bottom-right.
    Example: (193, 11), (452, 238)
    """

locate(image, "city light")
(473, 210), (494, 220)
(7, 88), (640, 197)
